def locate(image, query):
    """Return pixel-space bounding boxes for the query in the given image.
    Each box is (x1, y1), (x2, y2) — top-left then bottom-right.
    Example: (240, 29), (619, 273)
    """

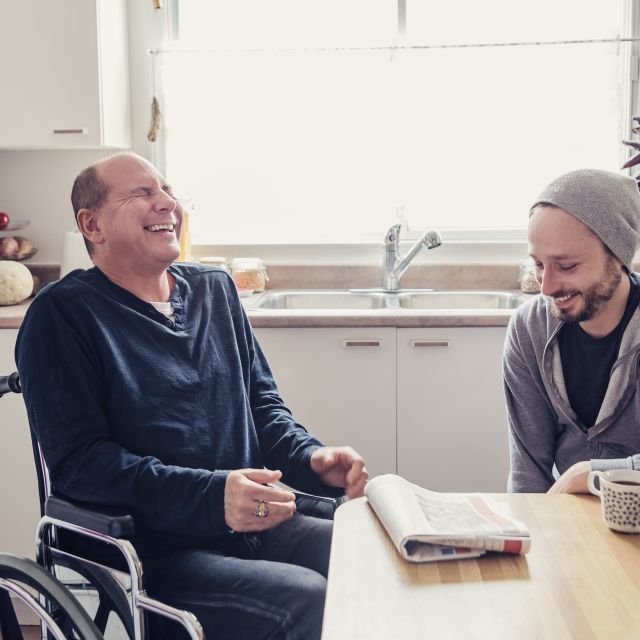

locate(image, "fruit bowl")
(2, 247), (39, 261)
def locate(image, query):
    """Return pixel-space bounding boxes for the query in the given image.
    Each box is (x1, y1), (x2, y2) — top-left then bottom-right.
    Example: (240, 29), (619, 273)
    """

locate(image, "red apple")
(0, 212), (9, 230)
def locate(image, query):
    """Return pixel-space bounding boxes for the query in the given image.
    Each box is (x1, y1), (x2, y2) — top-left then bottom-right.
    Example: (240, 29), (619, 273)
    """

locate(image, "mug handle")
(587, 470), (602, 496)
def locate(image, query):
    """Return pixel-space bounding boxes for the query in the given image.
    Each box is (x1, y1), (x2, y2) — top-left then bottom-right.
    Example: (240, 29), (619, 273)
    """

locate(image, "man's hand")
(547, 461), (591, 494)
(310, 446), (368, 498)
(224, 468), (296, 532)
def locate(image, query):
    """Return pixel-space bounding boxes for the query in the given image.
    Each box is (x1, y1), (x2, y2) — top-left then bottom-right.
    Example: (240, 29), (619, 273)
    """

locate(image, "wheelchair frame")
(2, 372), (204, 639)
(0, 553), (102, 640)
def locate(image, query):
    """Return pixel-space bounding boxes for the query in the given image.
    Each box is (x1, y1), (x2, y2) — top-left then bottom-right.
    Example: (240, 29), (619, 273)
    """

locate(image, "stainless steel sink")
(253, 291), (391, 310)
(396, 291), (527, 310)
(252, 290), (528, 311)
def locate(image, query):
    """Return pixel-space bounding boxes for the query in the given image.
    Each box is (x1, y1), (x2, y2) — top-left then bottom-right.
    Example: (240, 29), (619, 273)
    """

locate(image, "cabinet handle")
(343, 340), (382, 348)
(53, 128), (89, 135)
(411, 339), (449, 347)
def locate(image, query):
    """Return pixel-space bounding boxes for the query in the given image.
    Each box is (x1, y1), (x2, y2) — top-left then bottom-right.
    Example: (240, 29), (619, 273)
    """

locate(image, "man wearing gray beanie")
(504, 168), (640, 493)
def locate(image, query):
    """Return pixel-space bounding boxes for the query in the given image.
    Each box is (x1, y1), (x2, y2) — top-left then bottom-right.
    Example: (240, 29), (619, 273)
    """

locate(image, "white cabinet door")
(254, 328), (397, 479)
(0, 329), (41, 558)
(397, 327), (509, 492)
(0, 0), (130, 149)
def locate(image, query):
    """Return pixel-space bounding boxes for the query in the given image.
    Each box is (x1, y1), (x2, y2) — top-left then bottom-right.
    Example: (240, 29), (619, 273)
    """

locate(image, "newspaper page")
(364, 474), (531, 563)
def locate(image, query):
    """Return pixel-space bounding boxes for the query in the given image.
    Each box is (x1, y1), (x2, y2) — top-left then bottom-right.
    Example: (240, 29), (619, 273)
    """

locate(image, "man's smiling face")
(91, 155), (183, 272)
(528, 205), (623, 324)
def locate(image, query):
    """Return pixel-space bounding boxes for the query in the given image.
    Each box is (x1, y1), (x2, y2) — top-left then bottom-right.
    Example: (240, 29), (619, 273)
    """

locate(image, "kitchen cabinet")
(254, 328), (397, 479)
(255, 325), (510, 492)
(0, 329), (40, 559)
(0, 0), (130, 149)
(397, 327), (509, 492)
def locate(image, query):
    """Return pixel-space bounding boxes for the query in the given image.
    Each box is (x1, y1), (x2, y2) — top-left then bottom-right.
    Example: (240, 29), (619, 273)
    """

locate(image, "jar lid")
(231, 257), (264, 269)
(200, 256), (227, 265)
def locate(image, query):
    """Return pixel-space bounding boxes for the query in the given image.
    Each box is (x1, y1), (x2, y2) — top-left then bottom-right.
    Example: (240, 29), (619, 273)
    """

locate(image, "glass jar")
(199, 256), (230, 274)
(231, 258), (269, 293)
(519, 258), (541, 294)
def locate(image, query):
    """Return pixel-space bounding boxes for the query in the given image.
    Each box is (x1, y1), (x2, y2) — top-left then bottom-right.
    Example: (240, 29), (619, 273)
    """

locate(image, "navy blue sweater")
(16, 264), (337, 556)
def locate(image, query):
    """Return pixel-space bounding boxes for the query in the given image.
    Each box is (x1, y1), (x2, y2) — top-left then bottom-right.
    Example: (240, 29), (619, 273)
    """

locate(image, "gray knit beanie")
(530, 169), (640, 270)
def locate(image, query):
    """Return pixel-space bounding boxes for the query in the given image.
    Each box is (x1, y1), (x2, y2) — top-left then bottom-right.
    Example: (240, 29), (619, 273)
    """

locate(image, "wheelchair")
(1, 372), (204, 639)
(0, 553), (102, 639)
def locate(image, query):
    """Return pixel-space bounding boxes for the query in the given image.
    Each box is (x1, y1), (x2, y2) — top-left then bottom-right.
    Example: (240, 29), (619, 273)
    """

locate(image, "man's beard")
(549, 256), (623, 323)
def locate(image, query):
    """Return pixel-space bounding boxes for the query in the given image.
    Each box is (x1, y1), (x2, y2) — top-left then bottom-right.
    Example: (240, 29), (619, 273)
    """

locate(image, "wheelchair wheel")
(0, 553), (103, 640)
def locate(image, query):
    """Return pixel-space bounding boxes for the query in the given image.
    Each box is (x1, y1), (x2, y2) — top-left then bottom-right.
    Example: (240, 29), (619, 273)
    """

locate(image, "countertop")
(0, 264), (531, 329)
(0, 298), (33, 329)
(1, 293), (526, 329)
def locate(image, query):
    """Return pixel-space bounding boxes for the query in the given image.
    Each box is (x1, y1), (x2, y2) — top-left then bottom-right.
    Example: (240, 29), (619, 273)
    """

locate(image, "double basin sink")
(252, 289), (529, 311)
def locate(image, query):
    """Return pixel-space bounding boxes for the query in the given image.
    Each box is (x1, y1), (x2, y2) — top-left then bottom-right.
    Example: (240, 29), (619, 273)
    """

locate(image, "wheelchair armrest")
(45, 496), (136, 538)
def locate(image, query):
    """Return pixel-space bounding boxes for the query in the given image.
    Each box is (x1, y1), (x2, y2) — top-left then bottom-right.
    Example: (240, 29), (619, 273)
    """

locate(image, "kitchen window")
(152, 0), (640, 246)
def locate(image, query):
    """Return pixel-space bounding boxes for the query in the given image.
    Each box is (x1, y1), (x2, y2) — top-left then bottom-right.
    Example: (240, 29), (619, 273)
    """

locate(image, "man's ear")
(76, 208), (104, 245)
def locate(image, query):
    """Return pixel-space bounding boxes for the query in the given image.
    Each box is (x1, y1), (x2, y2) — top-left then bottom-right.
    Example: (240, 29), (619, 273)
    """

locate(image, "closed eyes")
(532, 262), (577, 273)
(130, 186), (177, 199)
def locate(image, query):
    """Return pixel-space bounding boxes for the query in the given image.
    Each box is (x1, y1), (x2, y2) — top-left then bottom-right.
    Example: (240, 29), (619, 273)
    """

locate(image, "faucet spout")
(382, 225), (442, 291)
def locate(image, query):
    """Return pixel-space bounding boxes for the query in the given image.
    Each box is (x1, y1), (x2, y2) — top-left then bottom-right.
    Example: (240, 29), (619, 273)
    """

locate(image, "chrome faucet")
(382, 223), (442, 291)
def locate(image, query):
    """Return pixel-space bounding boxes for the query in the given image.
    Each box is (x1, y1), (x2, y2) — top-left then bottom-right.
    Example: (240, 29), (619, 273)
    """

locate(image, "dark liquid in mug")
(613, 481), (640, 486)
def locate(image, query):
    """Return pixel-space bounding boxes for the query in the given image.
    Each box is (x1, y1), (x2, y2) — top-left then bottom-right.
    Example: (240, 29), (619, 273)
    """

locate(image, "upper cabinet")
(0, 0), (131, 149)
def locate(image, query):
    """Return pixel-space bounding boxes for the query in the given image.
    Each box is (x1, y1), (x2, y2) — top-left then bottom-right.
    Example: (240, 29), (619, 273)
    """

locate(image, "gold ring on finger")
(255, 500), (269, 518)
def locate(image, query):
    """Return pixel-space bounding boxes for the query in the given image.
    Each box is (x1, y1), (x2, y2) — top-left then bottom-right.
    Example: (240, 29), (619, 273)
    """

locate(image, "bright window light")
(158, 0), (633, 243)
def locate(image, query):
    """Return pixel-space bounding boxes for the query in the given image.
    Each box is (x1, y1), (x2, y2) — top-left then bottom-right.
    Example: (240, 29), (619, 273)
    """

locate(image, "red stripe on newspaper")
(467, 495), (517, 529)
(502, 540), (522, 554)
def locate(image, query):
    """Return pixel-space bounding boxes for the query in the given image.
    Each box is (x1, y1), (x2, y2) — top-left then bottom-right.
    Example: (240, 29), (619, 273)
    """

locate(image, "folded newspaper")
(364, 474), (531, 563)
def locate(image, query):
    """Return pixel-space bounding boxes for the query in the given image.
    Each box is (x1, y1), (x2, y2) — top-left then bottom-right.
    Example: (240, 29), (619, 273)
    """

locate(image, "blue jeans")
(144, 510), (334, 640)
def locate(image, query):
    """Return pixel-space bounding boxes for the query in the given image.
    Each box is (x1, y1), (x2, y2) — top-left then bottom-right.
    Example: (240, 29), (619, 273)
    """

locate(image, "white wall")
(0, 150), (114, 263)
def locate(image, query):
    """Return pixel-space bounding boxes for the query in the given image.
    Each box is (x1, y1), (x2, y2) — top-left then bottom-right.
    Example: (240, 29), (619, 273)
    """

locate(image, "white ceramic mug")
(587, 469), (640, 533)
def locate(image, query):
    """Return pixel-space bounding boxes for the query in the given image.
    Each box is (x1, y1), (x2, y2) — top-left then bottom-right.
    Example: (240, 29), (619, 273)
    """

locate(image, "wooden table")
(322, 494), (640, 639)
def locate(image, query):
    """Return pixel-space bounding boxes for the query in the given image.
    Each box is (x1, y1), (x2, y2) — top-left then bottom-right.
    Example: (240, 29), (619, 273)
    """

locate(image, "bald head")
(71, 153), (154, 215)
(71, 153), (154, 255)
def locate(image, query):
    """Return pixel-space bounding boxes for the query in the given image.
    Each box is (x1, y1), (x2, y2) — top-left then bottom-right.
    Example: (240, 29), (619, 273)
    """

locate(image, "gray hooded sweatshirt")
(504, 291), (640, 492)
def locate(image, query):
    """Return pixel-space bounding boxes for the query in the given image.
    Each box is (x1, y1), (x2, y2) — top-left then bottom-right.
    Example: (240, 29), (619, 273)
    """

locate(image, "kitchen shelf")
(0, 219), (30, 232)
